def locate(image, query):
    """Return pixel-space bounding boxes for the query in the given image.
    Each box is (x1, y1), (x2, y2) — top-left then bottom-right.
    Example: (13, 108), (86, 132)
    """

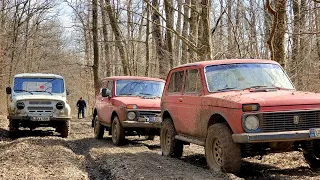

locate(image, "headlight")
(244, 115), (259, 131)
(16, 102), (25, 109)
(127, 111), (136, 120)
(56, 101), (64, 110)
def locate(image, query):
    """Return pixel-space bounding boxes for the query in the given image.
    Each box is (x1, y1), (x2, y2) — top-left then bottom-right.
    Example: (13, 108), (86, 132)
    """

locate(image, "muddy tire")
(205, 123), (241, 174)
(160, 118), (183, 158)
(60, 120), (70, 138)
(94, 116), (104, 139)
(146, 135), (155, 140)
(112, 117), (125, 146)
(9, 120), (19, 139)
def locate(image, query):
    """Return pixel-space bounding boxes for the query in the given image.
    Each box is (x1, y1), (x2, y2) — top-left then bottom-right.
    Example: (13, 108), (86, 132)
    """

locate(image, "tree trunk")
(198, 0), (212, 60)
(152, 0), (166, 78)
(105, 0), (128, 75)
(145, 3), (150, 76)
(315, 2), (320, 61)
(297, 0), (307, 89)
(100, 0), (110, 77)
(92, 0), (100, 94)
(249, 0), (258, 57)
(189, 0), (199, 62)
(181, 0), (190, 65)
(164, 0), (174, 68)
(174, 0), (182, 65)
(291, 0), (300, 85)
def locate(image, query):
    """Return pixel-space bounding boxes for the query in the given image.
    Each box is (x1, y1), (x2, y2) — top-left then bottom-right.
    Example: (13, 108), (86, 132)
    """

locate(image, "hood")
(203, 90), (320, 109)
(113, 96), (161, 109)
(12, 94), (66, 102)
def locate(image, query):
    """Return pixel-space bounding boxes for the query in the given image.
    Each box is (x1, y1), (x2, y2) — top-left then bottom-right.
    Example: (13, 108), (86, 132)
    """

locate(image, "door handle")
(179, 98), (183, 102)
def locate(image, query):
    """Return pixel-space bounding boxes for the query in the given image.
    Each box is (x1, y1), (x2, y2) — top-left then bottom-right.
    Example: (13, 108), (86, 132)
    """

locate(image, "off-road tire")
(304, 140), (320, 169)
(205, 123), (241, 174)
(160, 118), (183, 158)
(94, 116), (104, 139)
(60, 120), (70, 138)
(112, 117), (125, 146)
(146, 135), (155, 140)
(9, 120), (19, 139)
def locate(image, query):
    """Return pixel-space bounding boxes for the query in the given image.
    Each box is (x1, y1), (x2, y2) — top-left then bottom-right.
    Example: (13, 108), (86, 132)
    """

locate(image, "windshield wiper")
(214, 87), (238, 92)
(31, 90), (53, 95)
(247, 85), (269, 89)
(119, 93), (134, 96)
(15, 89), (33, 95)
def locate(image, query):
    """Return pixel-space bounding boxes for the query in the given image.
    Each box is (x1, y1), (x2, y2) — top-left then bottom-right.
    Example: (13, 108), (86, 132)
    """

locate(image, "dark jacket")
(77, 100), (86, 109)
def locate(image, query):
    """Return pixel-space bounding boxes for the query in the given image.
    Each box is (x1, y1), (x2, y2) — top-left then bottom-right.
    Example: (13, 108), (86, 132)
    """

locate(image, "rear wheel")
(112, 117), (125, 146)
(60, 120), (70, 138)
(94, 116), (104, 139)
(205, 123), (241, 174)
(160, 118), (183, 158)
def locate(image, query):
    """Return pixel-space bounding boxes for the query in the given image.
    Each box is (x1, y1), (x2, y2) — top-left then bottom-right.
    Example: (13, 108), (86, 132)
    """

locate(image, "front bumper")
(7, 115), (72, 121)
(121, 120), (161, 129)
(232, 130), (320, 143)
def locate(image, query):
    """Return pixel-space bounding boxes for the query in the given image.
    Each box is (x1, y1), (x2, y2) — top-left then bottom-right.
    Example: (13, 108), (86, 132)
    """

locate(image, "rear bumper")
(121, 120), (161, 129)
(7, 115), (72, 121)
(232, 130), (320, 143)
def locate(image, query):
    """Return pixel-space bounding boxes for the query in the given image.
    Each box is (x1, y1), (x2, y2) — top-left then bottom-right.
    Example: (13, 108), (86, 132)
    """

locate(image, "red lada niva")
(161, 59), (320, 173)
(92, 76), (165, 146)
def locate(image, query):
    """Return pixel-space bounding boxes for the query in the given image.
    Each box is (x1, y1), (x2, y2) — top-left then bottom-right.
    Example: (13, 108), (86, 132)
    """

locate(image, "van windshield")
(13, 77), (65, 94)
(116, 80), (164, 97)
(205, 63), (295, 92)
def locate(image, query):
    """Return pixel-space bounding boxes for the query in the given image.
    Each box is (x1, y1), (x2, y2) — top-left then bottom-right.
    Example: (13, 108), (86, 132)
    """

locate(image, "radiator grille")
(29, 101), (52, 105)
(262, 110), (320, 132)
(139, 110), (160, 118)
(27, 106), (53, 113)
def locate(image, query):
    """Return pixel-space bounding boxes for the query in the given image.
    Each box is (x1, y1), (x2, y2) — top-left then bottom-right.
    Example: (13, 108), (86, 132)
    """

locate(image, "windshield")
(205, 63), (295, 92)
(13, 77), (65, 94)
(116, 80), (164, 97)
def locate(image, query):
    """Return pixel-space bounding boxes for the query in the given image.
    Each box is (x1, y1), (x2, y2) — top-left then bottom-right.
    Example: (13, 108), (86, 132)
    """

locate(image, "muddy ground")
(0, 115), (319, 180)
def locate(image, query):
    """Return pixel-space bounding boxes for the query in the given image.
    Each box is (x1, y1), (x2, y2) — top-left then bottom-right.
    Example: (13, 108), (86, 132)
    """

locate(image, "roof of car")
(102, 76), (165, 82)
(14, 73), (64, 79)
(174, 59), (279, 69)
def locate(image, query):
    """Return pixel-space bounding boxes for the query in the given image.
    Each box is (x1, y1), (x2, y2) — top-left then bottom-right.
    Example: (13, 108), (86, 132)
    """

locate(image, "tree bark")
(164, 0), (174, 68)
(174, 0), (182, 65)
(189, 0), (199, 62)
(100, 0), (110, 77)
(291, 0), (300, 85)
(105, 0), (128, 75)
(151, 0), (166, 78)
(198, 0), (212, 60)
(92, 0), (100, 94)
(181, 0), (190, 65)
(145, 3), (150, 76)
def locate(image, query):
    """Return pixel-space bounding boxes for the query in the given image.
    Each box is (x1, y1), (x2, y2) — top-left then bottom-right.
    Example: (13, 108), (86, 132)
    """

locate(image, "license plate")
(31, 116), (50, 121)
(149, 117), (162, 123)
(310, 128), (320, 138)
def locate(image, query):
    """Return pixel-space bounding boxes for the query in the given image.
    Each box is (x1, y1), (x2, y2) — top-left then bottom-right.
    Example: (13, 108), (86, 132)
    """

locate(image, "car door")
(99, 80), (114, 125)
(178, 67), (203, 137)
(163, 69), (185, 134)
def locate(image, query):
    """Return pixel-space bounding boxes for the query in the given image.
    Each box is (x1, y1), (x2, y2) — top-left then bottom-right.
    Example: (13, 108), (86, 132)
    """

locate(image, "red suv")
(161, 59), (320, 173)
(92, 76), (165, 145)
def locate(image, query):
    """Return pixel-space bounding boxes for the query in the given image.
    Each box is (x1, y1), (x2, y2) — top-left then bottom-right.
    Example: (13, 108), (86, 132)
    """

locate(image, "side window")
(184, 69), (201, 93)
(168, 71), (184, 93)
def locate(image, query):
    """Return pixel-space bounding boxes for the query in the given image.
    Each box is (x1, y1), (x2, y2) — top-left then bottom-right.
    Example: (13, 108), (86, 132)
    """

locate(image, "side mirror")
(6, 87), (12, 95)
(66, 89), (71, 95)
(101, 88), (111, 98)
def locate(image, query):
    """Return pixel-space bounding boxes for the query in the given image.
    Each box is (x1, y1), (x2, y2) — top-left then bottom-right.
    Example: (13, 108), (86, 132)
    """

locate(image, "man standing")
(77, 97), (86, 119)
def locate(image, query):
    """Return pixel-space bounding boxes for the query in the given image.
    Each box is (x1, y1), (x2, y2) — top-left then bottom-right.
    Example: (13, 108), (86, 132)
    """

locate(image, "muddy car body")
(6, 73), (71, 138)
(92, 76), (165, 145)
(160, 59), (320, 173)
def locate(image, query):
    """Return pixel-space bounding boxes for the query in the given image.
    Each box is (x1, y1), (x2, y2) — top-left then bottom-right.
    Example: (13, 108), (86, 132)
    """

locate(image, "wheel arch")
(207, 113), (232, 131)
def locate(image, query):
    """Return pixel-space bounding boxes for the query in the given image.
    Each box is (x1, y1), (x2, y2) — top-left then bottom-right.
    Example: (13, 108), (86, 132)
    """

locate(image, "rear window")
(167, 71), (184, 93)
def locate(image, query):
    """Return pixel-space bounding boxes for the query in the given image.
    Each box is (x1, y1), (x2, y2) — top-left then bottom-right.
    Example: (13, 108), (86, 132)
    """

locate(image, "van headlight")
(56, 101), (64, 110)
(16, 101), (25, 109)
(244, 115), (260, 131)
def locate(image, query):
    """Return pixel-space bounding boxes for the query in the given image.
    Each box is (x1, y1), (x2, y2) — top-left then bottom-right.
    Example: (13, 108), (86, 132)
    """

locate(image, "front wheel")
(205, 123), (241, 174)
(60, 120), (70, 138)
(304, 140), (320, 169)
(93, 116), (104, 139)
(112, 117), (125, 146)
(160, 118), (183, 158)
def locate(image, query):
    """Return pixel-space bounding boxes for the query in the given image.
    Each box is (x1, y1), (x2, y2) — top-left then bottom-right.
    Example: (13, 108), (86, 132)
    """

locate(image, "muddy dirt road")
(0, 116), (319, 180)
